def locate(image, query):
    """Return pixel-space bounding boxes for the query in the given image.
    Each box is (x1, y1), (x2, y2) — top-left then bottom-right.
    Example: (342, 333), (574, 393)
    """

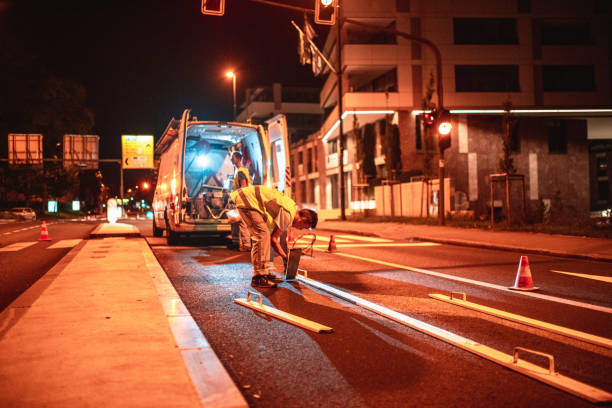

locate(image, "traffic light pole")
(337, 1), (346, 220)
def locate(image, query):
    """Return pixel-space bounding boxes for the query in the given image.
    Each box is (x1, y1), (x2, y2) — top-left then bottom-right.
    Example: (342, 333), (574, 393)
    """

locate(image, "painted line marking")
(430, 293), (612, 349)
(48, 239), (82, 249)
(335, 234), (393, 243)
(551, 270), (612, 284)
(312, 242), (441, 249)
(0, 242), (37, 252)
(316, 249), (612, 315)
(297, 274), (612, 403)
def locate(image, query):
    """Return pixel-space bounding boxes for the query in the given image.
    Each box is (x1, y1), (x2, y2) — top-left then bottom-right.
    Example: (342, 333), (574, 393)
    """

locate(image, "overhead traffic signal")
(315, 0), (337, 25)
(437, 109), (452, 152)
(423, 110), (435, 127)
(201, 0), (225, 16)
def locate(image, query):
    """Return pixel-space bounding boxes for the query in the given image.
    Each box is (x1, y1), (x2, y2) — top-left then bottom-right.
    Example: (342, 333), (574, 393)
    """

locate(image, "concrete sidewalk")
(0, 223), (247, 408)
(318, 220), (612, 262)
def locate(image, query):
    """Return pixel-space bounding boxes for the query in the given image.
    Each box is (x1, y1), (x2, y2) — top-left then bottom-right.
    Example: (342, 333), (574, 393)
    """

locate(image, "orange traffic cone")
(509, 256), (538, 291)
(39, 221), (51, 241)
(327, 235), (336, 252)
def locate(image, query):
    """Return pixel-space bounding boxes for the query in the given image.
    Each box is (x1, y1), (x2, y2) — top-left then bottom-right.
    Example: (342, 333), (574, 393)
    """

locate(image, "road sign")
(121, 135), (154, 169)
(63, 134), (99, 169)
(8, 134), (43, 166)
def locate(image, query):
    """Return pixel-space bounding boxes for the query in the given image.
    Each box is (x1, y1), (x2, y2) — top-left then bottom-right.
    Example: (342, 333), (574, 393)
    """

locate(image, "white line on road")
(319, 249), (612, 315)
(550, 270), (612, 284)
(0, 242), (37, 252)
(297, 274), (612, 404)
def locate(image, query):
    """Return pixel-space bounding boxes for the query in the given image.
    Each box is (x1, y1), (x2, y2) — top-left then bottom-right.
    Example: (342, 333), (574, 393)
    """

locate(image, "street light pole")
(226, 71), (237, 120)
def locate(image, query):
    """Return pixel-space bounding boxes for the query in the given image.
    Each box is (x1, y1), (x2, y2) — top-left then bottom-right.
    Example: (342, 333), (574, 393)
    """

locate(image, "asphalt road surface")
(0, 219), (98, 312)
(137, 219), (612, 408)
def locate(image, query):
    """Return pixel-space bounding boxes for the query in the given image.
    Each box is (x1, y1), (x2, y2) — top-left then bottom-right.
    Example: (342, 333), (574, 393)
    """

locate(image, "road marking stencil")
(297, 274), (612, 403)
(317, 249), (612, 315)
(551, 269), (612, 284)
(430, 293), (612, 349)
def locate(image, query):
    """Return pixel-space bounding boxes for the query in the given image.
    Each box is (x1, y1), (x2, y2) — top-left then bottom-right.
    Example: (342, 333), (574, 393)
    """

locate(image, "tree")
(379, 116), (401, 180)
(499, 101), (517, 174)
(360, 122), (377, 180)
(422, 72), (437, 177)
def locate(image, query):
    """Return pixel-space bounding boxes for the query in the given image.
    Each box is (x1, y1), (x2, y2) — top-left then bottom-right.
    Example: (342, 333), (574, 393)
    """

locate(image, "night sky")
(3, 0), (326, 191)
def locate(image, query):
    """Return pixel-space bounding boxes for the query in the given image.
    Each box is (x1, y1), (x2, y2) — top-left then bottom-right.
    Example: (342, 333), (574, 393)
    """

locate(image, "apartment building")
(307, 0), (612, 220)
(236, 82), (323, 144)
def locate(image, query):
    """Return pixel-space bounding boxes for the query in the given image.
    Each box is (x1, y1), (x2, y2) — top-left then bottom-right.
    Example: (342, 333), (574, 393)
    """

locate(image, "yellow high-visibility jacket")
(230, 185), (297, 230)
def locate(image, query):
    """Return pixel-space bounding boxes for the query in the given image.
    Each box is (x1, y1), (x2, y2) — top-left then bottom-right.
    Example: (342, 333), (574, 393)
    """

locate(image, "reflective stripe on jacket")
(230, 185), (297, 230)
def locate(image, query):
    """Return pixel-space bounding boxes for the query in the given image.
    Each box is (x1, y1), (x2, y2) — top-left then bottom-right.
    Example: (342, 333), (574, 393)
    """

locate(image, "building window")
(415, 115), (423, 150)
(541, 21), (592, 45)
(298, 151), (303, 165)
(396, 0), (410, 12)
(354, 68), (398, 93)
(328, 139), (338, 154)
(453, 18), (518, 45)
(547, 121), (567, 154)
(307, 148), (313, 173)
(517, 0), (531, 13)
(313, 145), (318, 171)
(542, 65), (595, 92)
(455, 65), (520, 92)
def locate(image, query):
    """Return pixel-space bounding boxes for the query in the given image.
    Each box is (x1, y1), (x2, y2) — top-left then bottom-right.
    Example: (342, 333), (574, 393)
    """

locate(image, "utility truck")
(152, 109), (290, 245)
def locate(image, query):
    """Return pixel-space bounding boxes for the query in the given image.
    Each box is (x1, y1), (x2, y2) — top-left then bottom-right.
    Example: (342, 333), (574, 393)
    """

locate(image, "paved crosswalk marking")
(551, 269), (612, 283)
(335, 234), (393, 243)
(0, 242), (37, 252)
(48, 239), (82, 249)
(312, 242), (440, 249)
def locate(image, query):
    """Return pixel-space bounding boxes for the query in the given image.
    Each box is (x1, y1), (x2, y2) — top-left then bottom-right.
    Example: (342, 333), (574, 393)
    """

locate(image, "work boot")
(265, 273), (283, 283)
(251, 275), (278, 288)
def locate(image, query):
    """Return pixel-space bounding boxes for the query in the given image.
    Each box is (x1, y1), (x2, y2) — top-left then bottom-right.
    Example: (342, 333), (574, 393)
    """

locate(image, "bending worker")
(230, 185), (318, 288)
(231, 151), (251, 251)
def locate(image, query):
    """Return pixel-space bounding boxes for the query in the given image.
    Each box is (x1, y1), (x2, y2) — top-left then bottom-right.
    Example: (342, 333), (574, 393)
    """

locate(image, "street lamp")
(225, 71), (236, 120)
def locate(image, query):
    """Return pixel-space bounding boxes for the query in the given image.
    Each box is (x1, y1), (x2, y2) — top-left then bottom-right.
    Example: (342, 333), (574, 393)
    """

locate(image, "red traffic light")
(315, 0), (337, 25)
(437, 110), (452, 151)
(423, 112), (434, 126)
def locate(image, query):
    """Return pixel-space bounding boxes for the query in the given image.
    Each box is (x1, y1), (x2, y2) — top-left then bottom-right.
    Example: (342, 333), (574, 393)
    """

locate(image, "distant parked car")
(11, 207), (36, 221)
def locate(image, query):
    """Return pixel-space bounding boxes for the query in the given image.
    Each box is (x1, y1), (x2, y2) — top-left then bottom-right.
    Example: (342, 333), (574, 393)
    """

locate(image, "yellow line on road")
(550, 270), (612, 283)
(430, 293), (612, 349)
(312, 242), (440, 249)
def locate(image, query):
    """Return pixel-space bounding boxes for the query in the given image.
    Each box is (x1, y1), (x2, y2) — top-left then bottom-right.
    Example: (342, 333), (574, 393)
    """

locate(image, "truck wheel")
(152, 218), (163, 237)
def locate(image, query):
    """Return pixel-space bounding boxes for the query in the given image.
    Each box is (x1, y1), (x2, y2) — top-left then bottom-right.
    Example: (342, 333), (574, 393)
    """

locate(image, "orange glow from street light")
(321, 0), (333, 6)
(225, 71), (235, 78)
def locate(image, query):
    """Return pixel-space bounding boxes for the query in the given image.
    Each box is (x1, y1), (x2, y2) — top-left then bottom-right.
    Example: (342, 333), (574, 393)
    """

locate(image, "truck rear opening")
(182, 123), (265, 223)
